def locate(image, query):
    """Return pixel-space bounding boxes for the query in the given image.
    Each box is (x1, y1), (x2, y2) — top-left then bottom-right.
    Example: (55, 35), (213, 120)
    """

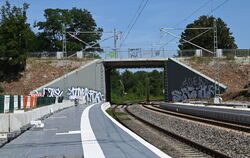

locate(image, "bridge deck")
(102, 58), (168, 68)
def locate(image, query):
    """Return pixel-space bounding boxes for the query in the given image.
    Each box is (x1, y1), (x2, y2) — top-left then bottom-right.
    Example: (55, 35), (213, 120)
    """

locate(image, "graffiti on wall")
(68, 87), (103, 103)
(171, 77), (215, 102)
(43, 88), (64, 97)
(32, 87), (103, 104)
(128, 48), (141, 58)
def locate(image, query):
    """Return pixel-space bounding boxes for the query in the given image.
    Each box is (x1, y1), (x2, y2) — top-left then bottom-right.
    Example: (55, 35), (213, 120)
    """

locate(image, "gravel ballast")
(128, 105), (250, 158)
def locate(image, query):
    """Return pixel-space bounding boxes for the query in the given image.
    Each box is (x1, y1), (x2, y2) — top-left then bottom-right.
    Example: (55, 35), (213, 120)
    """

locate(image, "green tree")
(178, 16), (237, 51)
(121, 70), (134, 93)
(34, 8), (103, 52)
(149, 70), (164, 96)
(111, 69), (164, 103)
(0, 1), (32, 80)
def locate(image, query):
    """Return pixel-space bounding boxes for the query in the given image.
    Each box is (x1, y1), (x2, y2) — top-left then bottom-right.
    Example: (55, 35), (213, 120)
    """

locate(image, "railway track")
(112, 104), (231, 158)
(142, 103), (250, 133)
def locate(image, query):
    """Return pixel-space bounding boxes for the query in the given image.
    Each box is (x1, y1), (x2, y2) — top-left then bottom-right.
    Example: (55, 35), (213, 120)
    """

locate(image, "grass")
(189, 56), (213, 65)
(105, 108), (131, 121)
(160, 146), (175, 152)
(225, 54), (235, 60)
(106, 108), (113, 116)
(106, 108), (127, 116)
(0, 84), (4, 93)
(120, 117), (131, 121)
(111, 93), (165, 104)
(114, 111), (127, 116)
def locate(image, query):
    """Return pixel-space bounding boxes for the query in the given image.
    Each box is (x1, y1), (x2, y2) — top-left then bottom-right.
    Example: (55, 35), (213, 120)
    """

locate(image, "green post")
(9, 95), (14, 113)
(0, 96), (4, 113)
(18, 95), (21, 109)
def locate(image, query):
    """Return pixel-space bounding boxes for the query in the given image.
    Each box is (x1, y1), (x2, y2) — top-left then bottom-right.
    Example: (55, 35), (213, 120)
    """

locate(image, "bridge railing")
(28, 49), (250, 59)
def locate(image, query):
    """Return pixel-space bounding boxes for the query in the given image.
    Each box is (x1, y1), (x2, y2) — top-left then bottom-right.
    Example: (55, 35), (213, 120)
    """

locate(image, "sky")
(1, 0), (250, 57)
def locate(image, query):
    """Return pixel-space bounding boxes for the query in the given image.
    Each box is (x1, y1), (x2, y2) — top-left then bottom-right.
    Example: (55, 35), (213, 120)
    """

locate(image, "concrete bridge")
(34, 58), (227, 102)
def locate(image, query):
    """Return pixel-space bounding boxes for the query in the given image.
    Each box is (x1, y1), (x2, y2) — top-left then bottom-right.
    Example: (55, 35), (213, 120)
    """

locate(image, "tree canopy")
(111, 69), (164, 103)
(178, 15), (237, 50)
(0, 1), (33, 80)
(34, 8), (103, 52)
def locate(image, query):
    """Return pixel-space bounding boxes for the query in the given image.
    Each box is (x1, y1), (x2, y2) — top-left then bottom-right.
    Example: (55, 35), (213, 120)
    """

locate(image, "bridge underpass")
(103, 58), (168, 103)
(102, 58), (227, 103)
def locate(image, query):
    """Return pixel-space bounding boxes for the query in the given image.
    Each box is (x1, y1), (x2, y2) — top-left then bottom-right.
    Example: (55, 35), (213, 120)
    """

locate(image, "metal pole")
(63, 24), (67, 59)
(214, 18), (220, 97)
(114, 29), (117, 58)
(62, 24), (68, 99)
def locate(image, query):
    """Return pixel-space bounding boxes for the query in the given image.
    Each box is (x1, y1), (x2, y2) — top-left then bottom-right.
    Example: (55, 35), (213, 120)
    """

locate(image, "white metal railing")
(29, 49), (250, 59)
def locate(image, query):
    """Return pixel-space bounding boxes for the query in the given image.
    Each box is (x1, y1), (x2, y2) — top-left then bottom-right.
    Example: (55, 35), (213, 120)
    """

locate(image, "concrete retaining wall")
(34, 59), (105, 99)
(167, 58), (227, 102)
(0, 101), (73, 133)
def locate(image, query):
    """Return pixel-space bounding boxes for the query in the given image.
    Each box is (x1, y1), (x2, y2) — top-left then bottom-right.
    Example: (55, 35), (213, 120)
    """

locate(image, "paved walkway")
(0, 102), (86, 158)
(0, 102), (170, 158)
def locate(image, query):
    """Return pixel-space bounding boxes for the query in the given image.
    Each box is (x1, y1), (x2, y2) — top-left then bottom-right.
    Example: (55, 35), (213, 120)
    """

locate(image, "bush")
(225, 54), (235, 60)
(0, 84), (4, 93)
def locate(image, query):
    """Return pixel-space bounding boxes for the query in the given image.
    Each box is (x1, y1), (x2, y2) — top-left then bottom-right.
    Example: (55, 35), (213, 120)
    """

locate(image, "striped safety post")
(30, 96), (34, 108)
(4, 95), (10, 113)
(23, 96), (31, 109)
(30, 94), (43, 107)
(23, 96), (27, 109)
(27, 96), (31, 109)
(14, 95), (18, 111)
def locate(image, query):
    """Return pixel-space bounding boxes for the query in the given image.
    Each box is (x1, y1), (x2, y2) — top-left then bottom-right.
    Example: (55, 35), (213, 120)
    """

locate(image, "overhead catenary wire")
(154, 0), (211, 49)
(173, 0), (212, 27)
(155, 0), (229, 50)
(121, 0), (145, 40)
(208, 0), (229, 15)
(119, 0), (149, 48)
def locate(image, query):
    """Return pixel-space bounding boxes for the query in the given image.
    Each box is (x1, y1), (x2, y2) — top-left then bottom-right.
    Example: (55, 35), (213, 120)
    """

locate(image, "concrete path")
(0, 102), (171, 158)
(0, 102), (86, 158)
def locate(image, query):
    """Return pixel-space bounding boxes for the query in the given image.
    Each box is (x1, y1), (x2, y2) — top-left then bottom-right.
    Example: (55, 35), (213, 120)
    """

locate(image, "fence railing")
(29, 49), (250, 60)
(0, 95), (64, 113)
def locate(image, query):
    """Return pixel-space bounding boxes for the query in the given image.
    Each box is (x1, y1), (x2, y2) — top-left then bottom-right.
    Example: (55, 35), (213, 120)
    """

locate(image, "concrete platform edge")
(101, 102), (171, 158)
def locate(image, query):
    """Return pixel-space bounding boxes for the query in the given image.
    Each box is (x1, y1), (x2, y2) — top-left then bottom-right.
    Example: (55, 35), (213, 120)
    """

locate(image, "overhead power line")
(155, 0), (230, 50)
(173, 0), (211, 27)
(119, 0), (149, 48)
(208, 0), (229, 15)
(123, 0), (145, 35)
(154, 0), (211, 49)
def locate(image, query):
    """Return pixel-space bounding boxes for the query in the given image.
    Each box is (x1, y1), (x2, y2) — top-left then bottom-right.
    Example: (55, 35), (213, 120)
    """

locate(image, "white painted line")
(80, 104), (105, 158)
(49, 116), (67, 119)
(101, 102), (171, 158)
(43, 128), (58, 131)
(56, 130), (81, 135)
